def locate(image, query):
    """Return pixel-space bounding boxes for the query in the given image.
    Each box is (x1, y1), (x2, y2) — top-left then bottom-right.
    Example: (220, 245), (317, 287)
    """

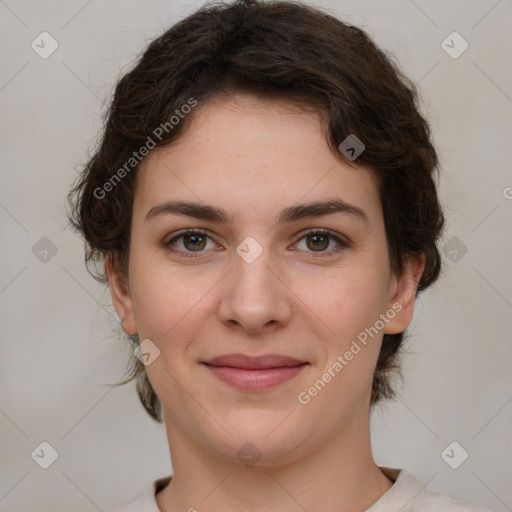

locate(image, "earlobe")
(384, 253), (426, 335)
(105, 253), (138, 335)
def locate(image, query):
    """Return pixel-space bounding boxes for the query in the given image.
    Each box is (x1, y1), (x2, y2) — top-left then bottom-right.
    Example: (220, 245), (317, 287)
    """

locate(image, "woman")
(67, 0), (490, 510)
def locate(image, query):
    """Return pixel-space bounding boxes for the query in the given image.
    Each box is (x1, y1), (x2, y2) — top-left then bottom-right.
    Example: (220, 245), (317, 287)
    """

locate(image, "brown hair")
(67, 0), (444, 422)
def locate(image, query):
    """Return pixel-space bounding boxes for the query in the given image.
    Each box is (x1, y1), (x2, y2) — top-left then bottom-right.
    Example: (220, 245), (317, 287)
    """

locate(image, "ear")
(384, 253), (426, 335)
(105, 252), (137, 335)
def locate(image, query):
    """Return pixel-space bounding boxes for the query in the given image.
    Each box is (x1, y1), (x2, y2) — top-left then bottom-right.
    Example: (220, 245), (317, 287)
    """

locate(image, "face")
(107, 92), (424, 466)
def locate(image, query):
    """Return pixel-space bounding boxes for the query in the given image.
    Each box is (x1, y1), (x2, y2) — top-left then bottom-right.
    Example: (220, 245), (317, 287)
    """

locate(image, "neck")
(156, 407), (393, 512)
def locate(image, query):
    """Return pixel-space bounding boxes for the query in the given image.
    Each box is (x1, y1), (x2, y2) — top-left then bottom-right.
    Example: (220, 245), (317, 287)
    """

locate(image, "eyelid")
(164, 228), (210, 245)
(163, 228), (219, 258)
(291, 228), (351, 257)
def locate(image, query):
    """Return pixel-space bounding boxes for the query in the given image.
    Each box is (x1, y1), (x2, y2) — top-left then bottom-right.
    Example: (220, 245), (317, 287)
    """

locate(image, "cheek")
(298, 271), (387, 409)
(128, 254), (226, 351)
(294, 261), (390, 401)
(295, 261), (390, 339)
(129, 258), (194, 338)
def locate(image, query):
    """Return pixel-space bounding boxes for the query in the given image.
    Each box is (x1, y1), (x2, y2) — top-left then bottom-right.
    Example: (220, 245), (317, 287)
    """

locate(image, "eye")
(293, 229), (350, 257)
(163, 228), (350, 259)
(164, 229), (218, 257)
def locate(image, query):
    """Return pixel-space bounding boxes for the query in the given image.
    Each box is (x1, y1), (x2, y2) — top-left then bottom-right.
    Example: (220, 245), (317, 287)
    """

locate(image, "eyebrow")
(145, 198), (369, 226)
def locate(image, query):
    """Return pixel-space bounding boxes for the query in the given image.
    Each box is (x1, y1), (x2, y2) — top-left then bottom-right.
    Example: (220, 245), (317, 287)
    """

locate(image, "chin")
(205, 415), (309, 467)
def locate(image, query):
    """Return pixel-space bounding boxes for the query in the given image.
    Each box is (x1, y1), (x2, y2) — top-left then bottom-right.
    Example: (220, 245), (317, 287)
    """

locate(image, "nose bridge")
(233, 239), (279, 307)
(235, 245), (275, 295)
(218, 236), (290, 331)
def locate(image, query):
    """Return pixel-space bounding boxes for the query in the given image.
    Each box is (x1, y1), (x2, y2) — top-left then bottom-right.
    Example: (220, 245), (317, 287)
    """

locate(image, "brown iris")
(306, 233), (329, 251)
(183, 233), (207, 251)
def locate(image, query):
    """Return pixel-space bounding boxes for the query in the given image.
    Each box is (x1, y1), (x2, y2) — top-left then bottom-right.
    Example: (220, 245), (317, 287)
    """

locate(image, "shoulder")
(106, 476), (172, 512)
(374, 467), (492, 512)
(414, 486), (492, 511)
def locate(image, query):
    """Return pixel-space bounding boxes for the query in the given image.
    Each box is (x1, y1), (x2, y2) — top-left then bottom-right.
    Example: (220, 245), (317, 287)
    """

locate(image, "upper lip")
(202, 353), (307, 370)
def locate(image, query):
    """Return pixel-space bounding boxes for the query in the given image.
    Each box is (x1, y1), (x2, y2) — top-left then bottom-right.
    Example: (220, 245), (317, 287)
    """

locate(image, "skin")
(106, 92), (425, 512)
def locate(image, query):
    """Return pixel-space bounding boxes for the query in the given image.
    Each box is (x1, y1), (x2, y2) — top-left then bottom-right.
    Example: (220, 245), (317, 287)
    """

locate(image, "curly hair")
(67, 0), (444, 422)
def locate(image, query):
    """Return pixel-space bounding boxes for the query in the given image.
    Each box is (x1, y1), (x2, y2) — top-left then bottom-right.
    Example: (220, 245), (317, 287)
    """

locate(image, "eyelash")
(163, 228), (350, 259)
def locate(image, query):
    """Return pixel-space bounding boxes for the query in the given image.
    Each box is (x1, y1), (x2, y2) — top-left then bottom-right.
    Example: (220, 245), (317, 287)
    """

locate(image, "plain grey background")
(0, 0), (511, 511)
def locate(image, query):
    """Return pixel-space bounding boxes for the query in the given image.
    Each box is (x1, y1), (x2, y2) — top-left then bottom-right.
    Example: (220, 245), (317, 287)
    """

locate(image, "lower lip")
(203, 364), (308, 391)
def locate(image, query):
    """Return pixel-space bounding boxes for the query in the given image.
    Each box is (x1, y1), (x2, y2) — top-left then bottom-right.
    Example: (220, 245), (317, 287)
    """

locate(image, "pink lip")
(202, 353), (309, 391)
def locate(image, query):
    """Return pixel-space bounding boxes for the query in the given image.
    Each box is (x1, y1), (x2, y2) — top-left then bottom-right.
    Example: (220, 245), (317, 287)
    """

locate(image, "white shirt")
(109, 467), (492, 512)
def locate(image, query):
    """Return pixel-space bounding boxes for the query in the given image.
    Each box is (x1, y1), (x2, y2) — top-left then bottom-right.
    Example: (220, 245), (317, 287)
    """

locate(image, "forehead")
(134, 93), (381, 223)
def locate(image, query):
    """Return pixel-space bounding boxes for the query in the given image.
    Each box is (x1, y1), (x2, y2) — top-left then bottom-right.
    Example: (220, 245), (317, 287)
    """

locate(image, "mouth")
(201, 354), (309, 391)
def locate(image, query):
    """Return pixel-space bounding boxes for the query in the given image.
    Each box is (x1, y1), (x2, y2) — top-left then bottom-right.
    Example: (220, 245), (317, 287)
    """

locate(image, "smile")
(203, 364), (309, 391)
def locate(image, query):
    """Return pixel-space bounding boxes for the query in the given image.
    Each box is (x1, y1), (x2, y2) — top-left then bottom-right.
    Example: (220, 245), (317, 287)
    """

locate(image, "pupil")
(308, 234), (328, 251)
(186, 234), (205, 251)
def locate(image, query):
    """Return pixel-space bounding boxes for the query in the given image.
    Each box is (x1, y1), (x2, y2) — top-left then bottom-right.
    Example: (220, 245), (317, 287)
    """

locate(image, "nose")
(217, 244), (292, 335)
